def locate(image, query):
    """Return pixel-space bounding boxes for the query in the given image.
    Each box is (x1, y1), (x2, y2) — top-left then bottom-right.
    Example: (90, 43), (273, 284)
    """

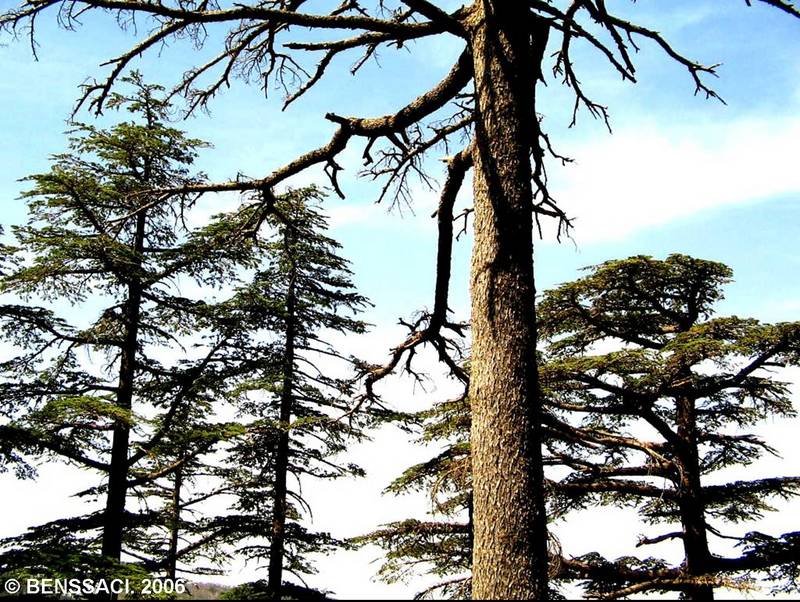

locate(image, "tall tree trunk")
(167, 464), (184, 581)
(467, 2), (550, 599)
(268, 234), (298, 598)
(676, 394), (714, 600)
(102, 210), (146, 565)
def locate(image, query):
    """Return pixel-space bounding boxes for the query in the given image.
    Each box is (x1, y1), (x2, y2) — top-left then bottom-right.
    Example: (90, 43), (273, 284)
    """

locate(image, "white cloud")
(326, 183), (442, 232)
(327, 201), (388, 229)
(547, 116), (800, 244)
(185, 191), (242, 229)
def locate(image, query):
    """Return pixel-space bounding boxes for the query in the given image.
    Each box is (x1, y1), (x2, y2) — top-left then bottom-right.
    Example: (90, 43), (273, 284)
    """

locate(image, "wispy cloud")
(546, 115), (800, 244)
(326, 181), (442, 232)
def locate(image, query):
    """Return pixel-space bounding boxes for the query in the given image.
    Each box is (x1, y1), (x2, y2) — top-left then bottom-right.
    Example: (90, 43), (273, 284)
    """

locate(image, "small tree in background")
(201, 189), (379, 599)
(125, 366), (247, 580)
(540, 254), (800, 599)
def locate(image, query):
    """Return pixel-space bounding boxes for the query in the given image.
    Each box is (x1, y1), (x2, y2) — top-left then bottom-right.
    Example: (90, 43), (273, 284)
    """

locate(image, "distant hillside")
(179, 582), (233, 600)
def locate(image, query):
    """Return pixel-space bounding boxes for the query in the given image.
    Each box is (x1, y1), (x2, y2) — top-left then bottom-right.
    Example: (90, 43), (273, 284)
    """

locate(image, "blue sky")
(5, 1), (797, 326)
(1, 0), (800, 598)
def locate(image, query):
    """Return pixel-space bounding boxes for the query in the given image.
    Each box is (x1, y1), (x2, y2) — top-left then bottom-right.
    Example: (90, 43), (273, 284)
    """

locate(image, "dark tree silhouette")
(357, 394), (473, 599)
(0, 75), (253, 585)
(109, 188), (376, 595)
(209, 189), (375, 598)
(540, 254), (800, 600)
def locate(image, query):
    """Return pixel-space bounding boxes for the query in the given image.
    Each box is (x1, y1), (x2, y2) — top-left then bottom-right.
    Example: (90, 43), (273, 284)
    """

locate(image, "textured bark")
(167, 464), (184, 580)
(267, 233), (297, 597)
(467, 2), (549, 599)
(101, 210), (146, 565)
(676, 393), (714, 600)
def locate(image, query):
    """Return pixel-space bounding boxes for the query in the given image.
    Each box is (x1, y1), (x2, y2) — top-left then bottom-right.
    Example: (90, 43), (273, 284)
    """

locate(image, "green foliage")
(0, 72), (260, 583)
(540, 254), (800, 596)
(207, 189), (373, 589)
(220, 579), (329, 600)
(1, 70), (375, 596)
(540, 254), (733, 357)
(357, 395), (472, 599)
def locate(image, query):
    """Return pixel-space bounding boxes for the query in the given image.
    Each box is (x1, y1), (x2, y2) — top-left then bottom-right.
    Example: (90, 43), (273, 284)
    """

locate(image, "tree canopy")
(541, 255), (800, 599)
(209, 189), (376, 598)
(0, 77), (374, 597)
